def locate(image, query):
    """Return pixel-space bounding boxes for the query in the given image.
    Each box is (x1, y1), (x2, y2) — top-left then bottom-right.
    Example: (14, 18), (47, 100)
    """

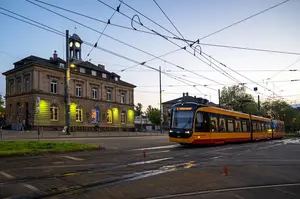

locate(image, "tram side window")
(210, 115), (218, 132)
(235, 120), (242, 132)
(242, 121), (248, 132)
(252, 122), (257, 132)
(227, 119), (234, 132)
(267, 123), (272, 132)
(195, 111), (209, 132)
(219, 117), (227, 132)
(257, 123), (262, 132)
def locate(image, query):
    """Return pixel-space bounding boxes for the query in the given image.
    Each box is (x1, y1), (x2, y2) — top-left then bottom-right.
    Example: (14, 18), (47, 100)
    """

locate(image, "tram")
(169, 101), (285, 145)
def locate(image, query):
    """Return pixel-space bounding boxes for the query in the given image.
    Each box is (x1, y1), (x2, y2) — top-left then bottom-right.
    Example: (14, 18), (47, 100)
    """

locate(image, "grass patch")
(0, 141), (99, 157)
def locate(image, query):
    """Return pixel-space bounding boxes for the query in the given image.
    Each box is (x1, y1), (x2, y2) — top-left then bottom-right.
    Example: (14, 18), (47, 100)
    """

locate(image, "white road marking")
(0, 171), (15, 179)
(145, 182), (300, 199)
(131, 145), (178, 151)
(134, 150), (170, 155)
(230, 193), (245, 199)
(22, 183), (40, 192)
(63, 156), (84, 161)
(9, 164), (96, 171)
(129, 157), (173, 166)
(276, 188), (298, 196)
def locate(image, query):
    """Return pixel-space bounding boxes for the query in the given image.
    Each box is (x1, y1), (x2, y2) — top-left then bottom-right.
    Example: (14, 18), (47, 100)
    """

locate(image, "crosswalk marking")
(0, 171), (15, 179)
(63, 156), (84, 161)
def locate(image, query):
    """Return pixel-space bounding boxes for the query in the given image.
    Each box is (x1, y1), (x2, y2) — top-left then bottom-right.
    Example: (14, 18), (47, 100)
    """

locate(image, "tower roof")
(70, 33), (82, 42)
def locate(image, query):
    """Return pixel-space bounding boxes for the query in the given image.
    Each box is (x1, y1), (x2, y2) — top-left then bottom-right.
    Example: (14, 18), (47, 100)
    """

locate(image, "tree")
(220, 85), (258, 114)
(0, 95), (5, 112)
(146, 107), (161, 125)
(145, 105), (153, 116)
(134, 103), (143, 116)
(0, 95), (4, 108)
(261, 99), (300, 132)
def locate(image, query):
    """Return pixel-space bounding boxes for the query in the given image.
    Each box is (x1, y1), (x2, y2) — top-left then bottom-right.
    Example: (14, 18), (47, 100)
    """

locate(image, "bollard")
(222, 166), (228, 176)
(143, 151), (146, 158)
(0, 126), (2, 139)
(37, 126), (40, 141)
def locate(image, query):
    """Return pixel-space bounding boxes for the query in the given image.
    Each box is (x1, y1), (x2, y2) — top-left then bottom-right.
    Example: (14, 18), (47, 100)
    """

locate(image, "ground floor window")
(91, 108), (99, 123)
(50, 104), (58, 121)
(76, 106), (83, 122)
(121, 111), (126, 124)
(107, 109), (112, 123)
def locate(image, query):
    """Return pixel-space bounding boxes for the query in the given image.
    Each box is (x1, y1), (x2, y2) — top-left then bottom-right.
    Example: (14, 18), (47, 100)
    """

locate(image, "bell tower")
(69, 34), (82, 60)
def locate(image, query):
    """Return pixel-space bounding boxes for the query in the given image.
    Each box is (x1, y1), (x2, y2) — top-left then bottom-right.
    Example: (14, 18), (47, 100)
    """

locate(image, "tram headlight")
(169, 130), (173, 133)
(185, 130), (190, 134)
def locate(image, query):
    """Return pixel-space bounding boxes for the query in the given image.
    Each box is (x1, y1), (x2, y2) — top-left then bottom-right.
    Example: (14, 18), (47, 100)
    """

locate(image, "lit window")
(91, 108), (100, 123)
(50, 104), (59, 121)
(76, 85), (82, 97)
(50, 79), (57, 94)
(24, 77), (30, 92)
(79, 67), (85, 73)
(76, 106), (83, 122)
(91, 70), (97, 76)
(92, 88), (97, 99)
(121, 111), (126, 124)
(121, 93), (126, 104)
(102, 73), (107, 78)
(107, 89), (112, 102)
(107, 109), (112, 123)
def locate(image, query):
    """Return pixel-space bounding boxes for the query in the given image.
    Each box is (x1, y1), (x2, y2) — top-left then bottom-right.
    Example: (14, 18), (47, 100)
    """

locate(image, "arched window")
(107, 109), (112, 123)
(50, 104), (59, 121)
(76, 106), (83, 122)
(121, 111), (126, 124)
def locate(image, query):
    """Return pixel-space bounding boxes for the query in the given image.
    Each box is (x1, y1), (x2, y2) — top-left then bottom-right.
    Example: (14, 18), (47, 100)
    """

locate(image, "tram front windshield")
(171, 109), (194, 129)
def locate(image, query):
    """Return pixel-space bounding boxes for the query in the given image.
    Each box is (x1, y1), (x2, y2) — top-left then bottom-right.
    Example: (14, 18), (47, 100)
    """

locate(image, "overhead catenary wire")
(152, 0), (242, 85)
(98, 0), (242, 86)
(267, 58), (300, 80)
(29, 0), (300, 56)
(27, 0), (228, 87)
(118, 0), (298, 99)
(84, 1), (122, 61)
(0, 9), (210, 97)
(198, 0), (291, 41)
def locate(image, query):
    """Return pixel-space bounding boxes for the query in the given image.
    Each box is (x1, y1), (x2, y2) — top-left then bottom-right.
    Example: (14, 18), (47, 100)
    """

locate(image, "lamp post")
(65, 30), (70, 135)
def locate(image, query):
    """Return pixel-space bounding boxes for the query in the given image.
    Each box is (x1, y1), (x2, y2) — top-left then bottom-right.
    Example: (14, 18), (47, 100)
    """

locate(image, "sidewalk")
(0, 130), (168, 140)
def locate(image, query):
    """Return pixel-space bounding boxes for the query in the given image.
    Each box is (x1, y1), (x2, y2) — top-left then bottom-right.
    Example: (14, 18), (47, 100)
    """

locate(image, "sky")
(0, 0), (300, 110)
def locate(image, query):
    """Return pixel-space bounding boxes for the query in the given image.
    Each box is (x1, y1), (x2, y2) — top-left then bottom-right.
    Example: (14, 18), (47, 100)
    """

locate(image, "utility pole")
(65, 30), (70, 135)
(159, 66), (163, 134)
(218, 89), (221, 107)
(258, 95), (261, 115)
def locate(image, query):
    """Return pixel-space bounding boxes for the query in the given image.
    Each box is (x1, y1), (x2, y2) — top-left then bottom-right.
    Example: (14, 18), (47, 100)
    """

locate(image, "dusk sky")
(1, 0), (299, 109)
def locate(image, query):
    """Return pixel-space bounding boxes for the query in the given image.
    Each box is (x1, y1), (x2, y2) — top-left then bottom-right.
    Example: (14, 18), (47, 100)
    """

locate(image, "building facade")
(3, 34), (135, 131)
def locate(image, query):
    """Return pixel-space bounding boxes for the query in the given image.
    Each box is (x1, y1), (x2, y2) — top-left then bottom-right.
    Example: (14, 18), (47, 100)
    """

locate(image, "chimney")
(183, 93), (185, 97)
(186, 92), (188, 96)
(53, 50), (57, 59)
(194, 96), (196, 98)
(98, 64), (105, 70)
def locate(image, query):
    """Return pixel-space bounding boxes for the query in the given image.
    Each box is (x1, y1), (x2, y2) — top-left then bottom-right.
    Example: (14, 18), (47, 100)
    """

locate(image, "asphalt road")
(1, 137), (300, 199)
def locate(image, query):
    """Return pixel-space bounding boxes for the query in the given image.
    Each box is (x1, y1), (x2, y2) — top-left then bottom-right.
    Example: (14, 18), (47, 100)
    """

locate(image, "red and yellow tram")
(169, 102), (285, 145)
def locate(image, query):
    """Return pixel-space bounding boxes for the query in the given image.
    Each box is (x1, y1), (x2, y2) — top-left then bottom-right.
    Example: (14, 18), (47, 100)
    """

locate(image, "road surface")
(1, 137), (300, 199)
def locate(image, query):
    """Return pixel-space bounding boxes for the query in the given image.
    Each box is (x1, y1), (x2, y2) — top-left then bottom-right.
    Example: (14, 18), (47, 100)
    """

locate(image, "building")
(162, 92), (217, 129)
(2, 34), (136, 131)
